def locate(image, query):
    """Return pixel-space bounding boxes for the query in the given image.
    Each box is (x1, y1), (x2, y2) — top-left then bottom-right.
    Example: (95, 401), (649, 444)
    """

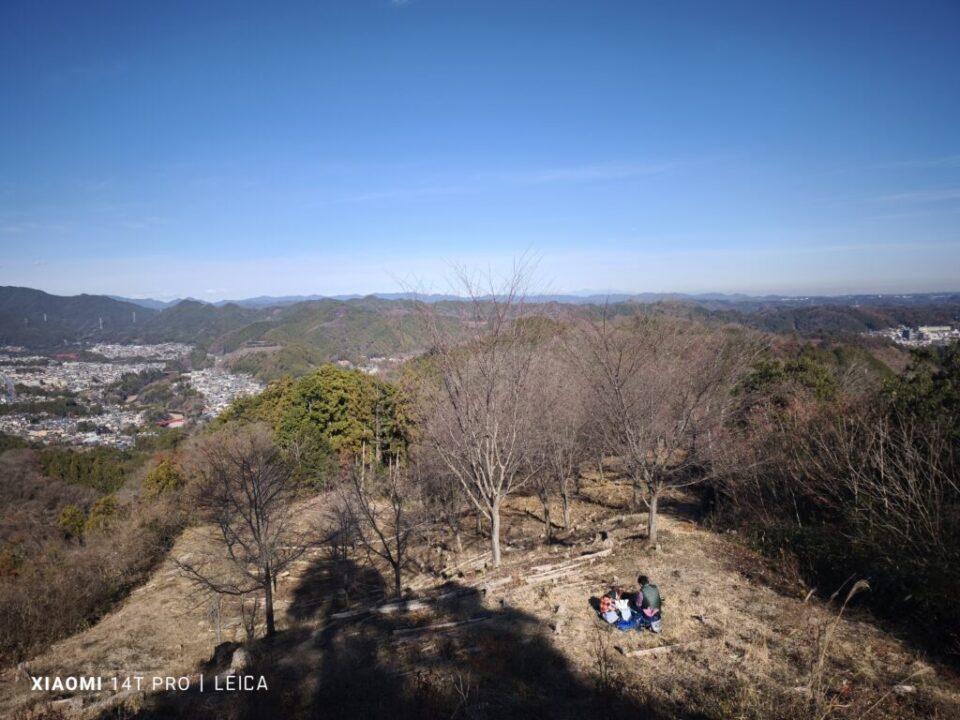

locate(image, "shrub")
(57, 505), (87, 540)
(143, 459), (184, 498)
(84, 496), (118, 534)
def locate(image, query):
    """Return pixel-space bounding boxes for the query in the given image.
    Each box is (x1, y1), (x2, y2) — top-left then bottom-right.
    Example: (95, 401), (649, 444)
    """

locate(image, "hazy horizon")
(6, 280), (960, 305)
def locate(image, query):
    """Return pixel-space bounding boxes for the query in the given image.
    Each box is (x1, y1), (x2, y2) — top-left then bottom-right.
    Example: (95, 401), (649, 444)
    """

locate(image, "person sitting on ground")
(632, 574), (663, 632)
(598, 586), (632, 625)
(613, 574), (663, 632)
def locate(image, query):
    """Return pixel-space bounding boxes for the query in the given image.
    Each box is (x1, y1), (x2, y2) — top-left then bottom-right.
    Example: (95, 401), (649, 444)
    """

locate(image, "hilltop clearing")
(4, 474), (959, 720)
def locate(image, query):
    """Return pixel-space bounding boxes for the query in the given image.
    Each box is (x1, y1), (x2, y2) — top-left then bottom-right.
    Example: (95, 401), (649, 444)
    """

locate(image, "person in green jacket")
(633, 574), (663, 632)
(614, 574), (663, 632)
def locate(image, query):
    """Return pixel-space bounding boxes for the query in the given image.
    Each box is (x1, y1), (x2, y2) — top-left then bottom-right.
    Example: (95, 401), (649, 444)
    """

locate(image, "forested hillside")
(0, 287), (153, 345)
(3, 287), (958, 379)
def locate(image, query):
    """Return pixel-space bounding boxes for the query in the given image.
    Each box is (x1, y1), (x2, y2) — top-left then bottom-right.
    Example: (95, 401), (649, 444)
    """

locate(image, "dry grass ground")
(3, 473), (959, 719)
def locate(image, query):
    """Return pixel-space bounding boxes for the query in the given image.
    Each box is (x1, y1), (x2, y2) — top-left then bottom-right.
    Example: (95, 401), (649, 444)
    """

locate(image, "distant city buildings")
(866, 324), (960, 347)
(90, 342), (192, 360)
(0, 344), (263, 448)
(347, 354), (417, 375)
(182, 368), (263, 417)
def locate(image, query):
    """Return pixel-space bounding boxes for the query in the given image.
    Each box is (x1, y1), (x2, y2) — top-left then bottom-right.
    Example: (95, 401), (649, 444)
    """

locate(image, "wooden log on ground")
(526, 568), (579, 584)
(393, 615), (493, 636)
(478, 575), (516, 593)
(527, 548), (613, 577)
(330, 587), (476, 620)
(569, 547), (614, 563)
(525, 549), (613, 584)
(442, 551), (492, 575)
(616, 639), (713, 658)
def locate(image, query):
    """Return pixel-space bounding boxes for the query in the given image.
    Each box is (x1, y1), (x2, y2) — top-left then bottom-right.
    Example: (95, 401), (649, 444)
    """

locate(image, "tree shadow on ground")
(577, 486), (710, 527)
(286, 554), (387, 621)
(104, 559), (711, 720)
(657, 494), (708, 523)
(577, 487), (632, 512)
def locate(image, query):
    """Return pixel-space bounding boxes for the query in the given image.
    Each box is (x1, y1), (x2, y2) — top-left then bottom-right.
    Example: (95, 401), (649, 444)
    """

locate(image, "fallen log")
(442, 551), (492, 575)
(408, 552), (494, 590)
(569, 547), (614, 563)
(525, 549), (613, 584)
(479, 576), (515, 592)
(330, 588), (475, 620)
(526, 569), (577, 584)
(617, 639), (713, 658)
(527, 548), (613, 577)
(393, 615), (493, 636)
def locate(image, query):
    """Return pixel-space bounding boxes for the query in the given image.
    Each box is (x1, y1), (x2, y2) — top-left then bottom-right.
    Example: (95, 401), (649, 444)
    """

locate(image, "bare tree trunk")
(541, 493), (552, 542)
(561, 487), (570, 528)
(215, 596), (223, 645)
(454, 528), (463, 553)
(263, 566), (276, 637)
(490, 501), (502, 566)
(393, 563), (402, 600)
(240, 596), (261, 641)
(647, 491), (659, 545)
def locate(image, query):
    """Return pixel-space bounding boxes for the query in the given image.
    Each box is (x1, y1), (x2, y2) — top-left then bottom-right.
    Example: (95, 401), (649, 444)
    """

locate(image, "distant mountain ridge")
(111, 290), (960, 310)
(0, 286), (156, 346)
(2, 286), (959, 379)
(106, 296), (182, 311)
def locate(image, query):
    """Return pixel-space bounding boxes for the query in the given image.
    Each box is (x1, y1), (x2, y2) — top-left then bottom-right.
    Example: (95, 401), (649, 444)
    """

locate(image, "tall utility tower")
(99, 317), (103, 330)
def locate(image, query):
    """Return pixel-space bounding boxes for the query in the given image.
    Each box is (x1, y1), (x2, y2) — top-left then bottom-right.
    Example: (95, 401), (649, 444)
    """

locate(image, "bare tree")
(416, 447), (470, 554)
(532, 345), (588, 536)
(342, 457), (420, 599)
(574, 312), (753, 544)
(177, 424), (305, 638)
(791, 402), (959, 559)
(416, 265), (542, 566)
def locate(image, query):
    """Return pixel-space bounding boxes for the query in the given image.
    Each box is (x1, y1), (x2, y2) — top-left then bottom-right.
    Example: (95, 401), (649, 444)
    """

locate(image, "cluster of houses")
(181, 368), (264, 418)
(89, 342), (193, 361)
(866, 324), (960, 348)
(0, 345), (263, 448)
(0, 408), (145, 449)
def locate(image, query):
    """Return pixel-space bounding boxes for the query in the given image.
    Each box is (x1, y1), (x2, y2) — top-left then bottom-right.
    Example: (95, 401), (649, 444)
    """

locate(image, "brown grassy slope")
(3, 479), (959, 719)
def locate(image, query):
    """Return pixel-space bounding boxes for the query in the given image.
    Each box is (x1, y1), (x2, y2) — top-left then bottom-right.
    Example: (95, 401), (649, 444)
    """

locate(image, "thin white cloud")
(823, 154), (960, 175)
(332, 184), (470, 204)
(872, 188), (960, 204)
(116, 216), (169, 230)
(895, 154), (960, 169)
(500, 161), (680, 185)
(322, 158), (698, 205)
(869, 207), (960, 221)
(0, 221), (67, 235)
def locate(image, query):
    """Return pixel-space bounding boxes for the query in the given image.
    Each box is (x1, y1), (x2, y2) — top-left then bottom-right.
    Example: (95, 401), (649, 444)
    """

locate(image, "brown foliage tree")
(416, 266), (542, 566)
(342, 454), (421, 599)
(574, 312), (755, 544)
(531, 343), (589, 539)
(177, 424), (305, 637)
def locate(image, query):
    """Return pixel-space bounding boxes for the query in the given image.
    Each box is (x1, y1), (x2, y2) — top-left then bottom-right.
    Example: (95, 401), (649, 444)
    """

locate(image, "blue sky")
(1, 0), (958, 300)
